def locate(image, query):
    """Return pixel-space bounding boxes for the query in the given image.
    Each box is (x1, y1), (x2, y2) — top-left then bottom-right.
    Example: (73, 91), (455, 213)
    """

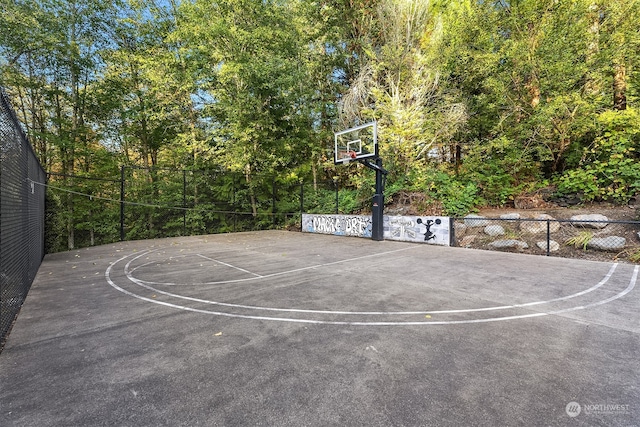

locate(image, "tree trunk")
(245, 164), (258, 217)
(312, 158), (318, 192)
(89, 206), (95, 246)
(613, 63), (627, 110)
(584, 3), (601, 96)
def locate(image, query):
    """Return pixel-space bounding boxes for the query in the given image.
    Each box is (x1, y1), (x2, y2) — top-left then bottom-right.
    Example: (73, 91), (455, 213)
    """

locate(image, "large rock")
(553, 194), (583, 207)
(500, 213), (521, 220)
(536, 240), (560, 252)
(489, 239), (529, 250)
(460, 234), (477, 247)
(587, 236), (626, 251)
(570, 214), (609, 229)
(484, 225), (506, 236)
(455, 222), (468, 237)
(520, 214), (560, 233)
(464, 214), (490, 227)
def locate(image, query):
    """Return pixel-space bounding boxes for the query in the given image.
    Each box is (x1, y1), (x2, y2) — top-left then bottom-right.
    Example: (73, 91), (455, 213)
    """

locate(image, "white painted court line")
(124, 258), (618, 316)
(105, 255), (638, 326)
(119, 250), (619, 315)
(196, 254), (263, 277)
(117, 251), (621, 315)
(126, 245), (419, 286)
(126, 250), (191, 274)
(106, 248), (635, 324)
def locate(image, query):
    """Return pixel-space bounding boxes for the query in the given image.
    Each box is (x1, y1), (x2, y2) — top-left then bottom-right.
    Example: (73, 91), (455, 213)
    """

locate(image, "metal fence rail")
(0, 88), (46, 349)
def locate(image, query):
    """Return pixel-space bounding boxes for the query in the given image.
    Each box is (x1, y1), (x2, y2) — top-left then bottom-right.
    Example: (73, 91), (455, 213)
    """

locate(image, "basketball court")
(1, 230), (638, 425)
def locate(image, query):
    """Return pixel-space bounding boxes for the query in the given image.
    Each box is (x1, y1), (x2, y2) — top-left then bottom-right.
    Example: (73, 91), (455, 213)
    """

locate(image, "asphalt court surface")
(1, 230), (639, 426)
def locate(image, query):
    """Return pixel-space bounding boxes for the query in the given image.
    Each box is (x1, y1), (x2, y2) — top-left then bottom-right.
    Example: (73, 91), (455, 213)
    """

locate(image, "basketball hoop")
(333, 122), (377, 165)
(332, 121), (384, 241)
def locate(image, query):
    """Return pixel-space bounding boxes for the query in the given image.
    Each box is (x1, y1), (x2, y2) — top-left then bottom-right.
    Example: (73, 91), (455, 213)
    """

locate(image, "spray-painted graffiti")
(384, 215), (450, 245)
(302, 214), (372, 238)
(388, 217), (418, 239)
(302, 214), (451, 245)
(309, 216), (339, 234)
(416, 218), (442, 241)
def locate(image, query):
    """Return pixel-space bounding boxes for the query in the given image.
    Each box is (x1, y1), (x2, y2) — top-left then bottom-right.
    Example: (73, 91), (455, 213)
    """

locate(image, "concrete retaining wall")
(302, 214), (452, 246)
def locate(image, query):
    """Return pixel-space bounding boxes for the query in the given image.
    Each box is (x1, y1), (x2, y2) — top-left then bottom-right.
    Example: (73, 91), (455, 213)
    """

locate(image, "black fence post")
(43, 174), (48, 257)
(120, 165), (125, 241)
(299, 180), (304, 217)
(232, 176), (237, 232)
(183, 169), (187, 236)
(272, 177), (277, 228)
(546, 220), (551, 256)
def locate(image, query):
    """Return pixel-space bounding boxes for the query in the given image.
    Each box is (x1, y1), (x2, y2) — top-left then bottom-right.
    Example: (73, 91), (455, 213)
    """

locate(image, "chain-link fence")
(43, 168), (370, 252)
(454, 215), (640, 263)
(0, 88), (46, 349)
(45, 167), (640, 265)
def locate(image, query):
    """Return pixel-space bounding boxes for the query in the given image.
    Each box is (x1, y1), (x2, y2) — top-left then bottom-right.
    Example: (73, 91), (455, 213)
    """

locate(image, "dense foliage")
(1, 0), (639, 250)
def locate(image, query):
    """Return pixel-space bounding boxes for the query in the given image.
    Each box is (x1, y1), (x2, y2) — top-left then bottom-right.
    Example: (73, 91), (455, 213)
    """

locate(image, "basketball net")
(340, 150), (358, 164)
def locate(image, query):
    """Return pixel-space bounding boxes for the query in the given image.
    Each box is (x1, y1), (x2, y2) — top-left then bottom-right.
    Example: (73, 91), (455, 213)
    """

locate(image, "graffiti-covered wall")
(301, 214), (373, 238)
(384, 215), (451, 245)
(302, 214), (451, 246)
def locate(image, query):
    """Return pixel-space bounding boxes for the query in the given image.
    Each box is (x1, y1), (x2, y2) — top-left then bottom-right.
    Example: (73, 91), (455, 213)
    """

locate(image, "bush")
(555, 109), (640, 203)
(406, 168), (480, 217)
(461, 136), (542, 206)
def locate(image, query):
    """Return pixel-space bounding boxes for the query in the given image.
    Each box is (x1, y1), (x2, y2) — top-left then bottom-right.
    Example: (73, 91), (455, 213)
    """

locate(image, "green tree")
(556, 108), (640, 202)
(339, 0), (467, 184)
(1, 0), (122, 248)
(439, 0), (636, 205)
(176, 0), (315, 214)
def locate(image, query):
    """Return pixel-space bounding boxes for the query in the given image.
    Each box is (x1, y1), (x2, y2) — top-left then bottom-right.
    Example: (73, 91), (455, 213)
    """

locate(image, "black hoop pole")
(360, 157), (387, 241)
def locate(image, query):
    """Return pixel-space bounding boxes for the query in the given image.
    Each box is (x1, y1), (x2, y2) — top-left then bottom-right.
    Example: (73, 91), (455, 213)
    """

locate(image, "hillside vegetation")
(1, 0), (639, 249)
